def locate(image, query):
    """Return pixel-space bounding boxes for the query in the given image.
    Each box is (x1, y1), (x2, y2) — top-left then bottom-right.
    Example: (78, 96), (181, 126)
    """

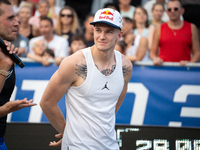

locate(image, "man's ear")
(181, 7), (185, 15)
(117, 31), (123, 42)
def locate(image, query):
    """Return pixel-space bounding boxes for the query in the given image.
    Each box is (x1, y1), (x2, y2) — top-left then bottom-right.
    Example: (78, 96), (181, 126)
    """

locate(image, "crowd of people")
(1, 0), (200, 149)
(9, 0), (200, 67)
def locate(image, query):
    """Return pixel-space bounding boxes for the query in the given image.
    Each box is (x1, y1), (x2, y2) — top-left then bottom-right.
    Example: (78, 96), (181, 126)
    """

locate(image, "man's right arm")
(40, 53), (80, 134)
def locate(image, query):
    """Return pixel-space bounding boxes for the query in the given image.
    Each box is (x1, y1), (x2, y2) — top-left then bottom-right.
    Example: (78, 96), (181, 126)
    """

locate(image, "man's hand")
(153, 57), (163, 66)
(0, 98), (37, 117)
(180, 60), (188, 66)
(49, 133), (63, 148)
(0, 40), (19, 69)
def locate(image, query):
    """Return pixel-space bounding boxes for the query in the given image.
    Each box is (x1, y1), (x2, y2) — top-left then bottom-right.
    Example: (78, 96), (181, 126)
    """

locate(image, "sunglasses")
(61, 14), (73, 18)
(167, 7), (179, 12)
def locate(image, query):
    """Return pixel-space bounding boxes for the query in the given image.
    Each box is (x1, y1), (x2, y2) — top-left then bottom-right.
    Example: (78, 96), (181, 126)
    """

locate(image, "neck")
(152, 19), (162, 26)
(85, 31), (93, 41)
(20, 21), (29, 28)
(119, 4), (131, 11)
(62, 24), (71, 33)
(44, 34), (54, 42)
(168, 19), (183, 29)
(91, 45), (115, 68)
(136, 22), (146, 29)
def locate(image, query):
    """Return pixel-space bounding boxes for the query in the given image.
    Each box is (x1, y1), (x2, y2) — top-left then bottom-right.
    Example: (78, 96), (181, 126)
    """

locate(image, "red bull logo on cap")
(99, 10), (114, 21)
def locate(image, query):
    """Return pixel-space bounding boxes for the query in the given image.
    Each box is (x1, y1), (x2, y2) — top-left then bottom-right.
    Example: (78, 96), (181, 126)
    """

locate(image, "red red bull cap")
(90, 8), (123, 30)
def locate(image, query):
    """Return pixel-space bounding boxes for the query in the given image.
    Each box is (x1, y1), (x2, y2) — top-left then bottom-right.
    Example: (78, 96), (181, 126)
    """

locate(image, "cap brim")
(90, 21), (121, 30)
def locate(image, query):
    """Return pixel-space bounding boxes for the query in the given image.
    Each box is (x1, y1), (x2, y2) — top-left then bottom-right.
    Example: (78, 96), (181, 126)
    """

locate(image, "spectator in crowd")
(83, 14), (94, 47)
(27, 39), (53, 66)
(118, 0), (135, 19)
(133, 6), (149, 38)
(18, 5), (38, 40)
(0, 1), (36, 148)
(148, 2), (165, 49)
(25, 0), (40, 15)
(64, 0), (93, 26)
(34, 0), (61, 20)
(123, 17), (149, 62)
(144, 0), (170, 22)
(103, 2), (120, 12)
(69, 34), (87, 55)
(29, 0), (56, 28)
(115, 40), (127, 55)
(29, 17), (69, 66)
(9, 0), (26, 14)
(180, 0), (200, 44)
(42, 48), (55, 60)
(11, 33), (28, 57)
(150, 0), (200, 66)
(55, 6), (82, 46)
(149, 2), (165, 26)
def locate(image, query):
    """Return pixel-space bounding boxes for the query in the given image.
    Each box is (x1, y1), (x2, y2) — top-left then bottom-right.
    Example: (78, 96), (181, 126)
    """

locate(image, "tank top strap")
(114, 50), (122, 69)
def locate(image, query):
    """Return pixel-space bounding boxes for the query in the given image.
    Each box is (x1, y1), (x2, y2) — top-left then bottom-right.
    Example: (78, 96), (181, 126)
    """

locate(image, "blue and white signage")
(8, 63), (200, 128)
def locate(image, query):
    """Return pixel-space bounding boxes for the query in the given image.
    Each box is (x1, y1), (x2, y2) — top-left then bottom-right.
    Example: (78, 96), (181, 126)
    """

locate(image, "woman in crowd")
(55, 6), (82, 46)
(133, 6), (149, 38)
(29, 0), (56, 28)
(148, 2), (165, 49)
(34, 0), (61, 19)
(18, 5), (38, 40)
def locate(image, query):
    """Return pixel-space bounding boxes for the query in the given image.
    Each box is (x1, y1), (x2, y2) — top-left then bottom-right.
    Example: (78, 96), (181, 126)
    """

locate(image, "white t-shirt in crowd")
(120, 5), (135, 19)
(29, 35), (69, 58)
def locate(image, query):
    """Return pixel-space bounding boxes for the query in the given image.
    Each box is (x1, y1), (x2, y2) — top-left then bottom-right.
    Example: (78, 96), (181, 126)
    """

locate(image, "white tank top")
(62, 48), (124, 150)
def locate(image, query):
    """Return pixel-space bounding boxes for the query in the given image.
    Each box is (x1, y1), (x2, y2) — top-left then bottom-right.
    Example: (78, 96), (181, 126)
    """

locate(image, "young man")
(0, 0), (36, 149)
(29, 17), (69, 65)
(150, 0), (200, 66)
(40, 8), (132, 149)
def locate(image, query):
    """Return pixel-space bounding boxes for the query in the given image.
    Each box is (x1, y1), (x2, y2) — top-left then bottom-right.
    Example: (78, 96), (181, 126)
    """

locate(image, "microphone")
(0, 38), (25, 68)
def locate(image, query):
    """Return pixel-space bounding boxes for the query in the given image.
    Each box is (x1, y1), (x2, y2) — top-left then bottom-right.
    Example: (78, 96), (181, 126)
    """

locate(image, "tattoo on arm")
(97, 65), (116, 76)
(75, 64), (87, 80)
(122, 65), (131, 78)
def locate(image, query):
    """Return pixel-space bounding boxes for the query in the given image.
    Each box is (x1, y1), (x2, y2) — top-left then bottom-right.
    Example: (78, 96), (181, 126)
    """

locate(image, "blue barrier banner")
(8, 62), (200, 128)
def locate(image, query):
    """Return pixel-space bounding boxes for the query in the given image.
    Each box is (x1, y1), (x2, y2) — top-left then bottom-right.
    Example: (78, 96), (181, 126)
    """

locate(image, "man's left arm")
(115, 56), (132, 113)
(190, 23), (200, 62)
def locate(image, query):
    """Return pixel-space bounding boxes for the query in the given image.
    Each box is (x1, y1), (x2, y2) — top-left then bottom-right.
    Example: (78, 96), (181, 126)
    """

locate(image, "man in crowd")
(0, 0), (36, 149)
(29, 17), (69, 65)
(150, 0), (200, 66)
(83, 14), (95, 47)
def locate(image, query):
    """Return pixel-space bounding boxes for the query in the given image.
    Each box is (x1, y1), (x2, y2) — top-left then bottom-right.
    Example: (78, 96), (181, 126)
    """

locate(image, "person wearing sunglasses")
(150, 0), (200, 66)
(55, 6), (82, 47)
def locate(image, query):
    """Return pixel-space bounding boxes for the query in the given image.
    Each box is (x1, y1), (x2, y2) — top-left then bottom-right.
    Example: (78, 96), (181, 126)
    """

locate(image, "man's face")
(39, 20), (54, 38)
(0, 4), (19, 41)
(93, 23), (123, 52)
(122, 19), (133, 35)
(119, 0), (131, 5)
(85, 16), (94, 34)
(166, 1), (183, 21)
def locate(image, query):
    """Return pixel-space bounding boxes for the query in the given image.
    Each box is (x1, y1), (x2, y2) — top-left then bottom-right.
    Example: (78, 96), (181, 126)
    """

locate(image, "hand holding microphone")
(0, 38), (25, 68)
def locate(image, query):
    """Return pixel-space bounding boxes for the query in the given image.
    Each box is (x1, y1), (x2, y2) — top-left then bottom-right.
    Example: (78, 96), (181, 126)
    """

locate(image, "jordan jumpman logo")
(102, 82), (109, 90)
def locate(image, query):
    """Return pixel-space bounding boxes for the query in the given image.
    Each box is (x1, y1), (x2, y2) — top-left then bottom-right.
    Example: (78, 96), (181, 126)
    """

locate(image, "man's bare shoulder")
(58, 51), (87, 84)
(61, 51), (86, 67)
(121, 54), (133, 79)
